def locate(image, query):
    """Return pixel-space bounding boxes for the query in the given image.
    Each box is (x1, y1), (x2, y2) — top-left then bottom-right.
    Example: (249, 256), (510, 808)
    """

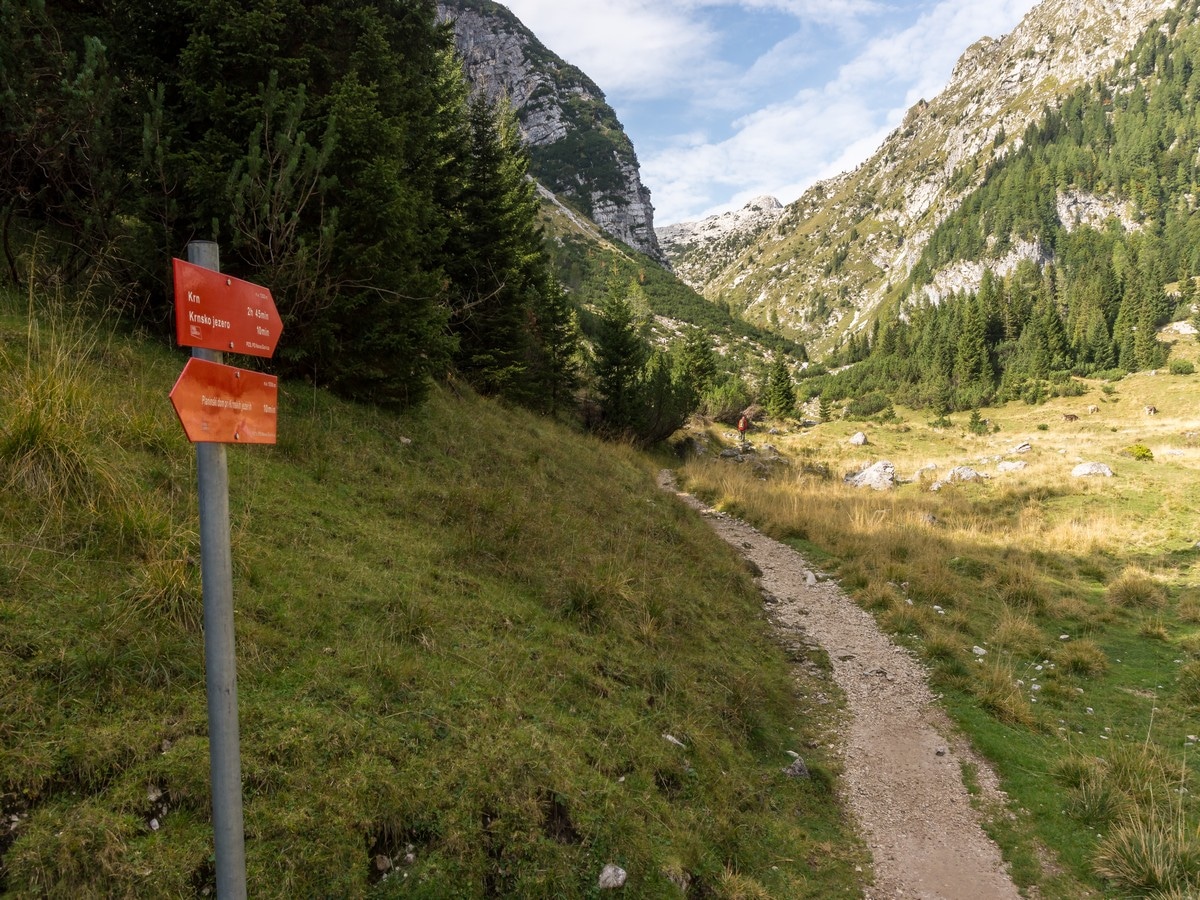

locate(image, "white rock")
(599, 864), (628, 889)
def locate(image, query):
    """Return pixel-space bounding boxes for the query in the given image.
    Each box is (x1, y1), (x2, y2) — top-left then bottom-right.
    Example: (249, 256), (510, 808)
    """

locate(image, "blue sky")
(497, 0), (1040, 225)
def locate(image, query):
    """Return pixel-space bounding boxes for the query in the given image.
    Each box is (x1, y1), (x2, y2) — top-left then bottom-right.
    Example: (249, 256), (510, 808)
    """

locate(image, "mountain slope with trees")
(666, 0), (1174, 357)
(809, 0), (1200, 413)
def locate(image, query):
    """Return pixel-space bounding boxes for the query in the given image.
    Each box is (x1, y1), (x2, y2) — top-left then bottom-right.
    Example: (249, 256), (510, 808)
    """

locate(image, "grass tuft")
(1107, 566), (1168, 610)
(1093, 814), (1200, 896)
(1055, 639), (1109, 677)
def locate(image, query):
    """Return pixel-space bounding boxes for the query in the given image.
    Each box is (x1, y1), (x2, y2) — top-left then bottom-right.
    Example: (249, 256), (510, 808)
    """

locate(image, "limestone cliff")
(437, 0), (665, 262)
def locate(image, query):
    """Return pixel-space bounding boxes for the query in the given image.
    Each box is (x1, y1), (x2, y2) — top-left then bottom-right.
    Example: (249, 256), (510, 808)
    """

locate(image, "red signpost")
(173, 257), (283, 358)
(168, 244), (282, 900)
(169, 358), (278, 444)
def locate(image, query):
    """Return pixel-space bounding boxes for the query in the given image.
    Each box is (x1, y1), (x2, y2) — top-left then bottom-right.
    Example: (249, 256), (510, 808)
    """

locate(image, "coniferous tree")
(446, 91), (567, 405)
(592, 290), (649, 434)
(678, 328), (719, 401)
(763, 356), (796, 419)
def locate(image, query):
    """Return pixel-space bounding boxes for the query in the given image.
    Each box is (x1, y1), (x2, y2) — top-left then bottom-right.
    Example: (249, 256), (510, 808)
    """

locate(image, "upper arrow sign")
(173, 258), (282, 358)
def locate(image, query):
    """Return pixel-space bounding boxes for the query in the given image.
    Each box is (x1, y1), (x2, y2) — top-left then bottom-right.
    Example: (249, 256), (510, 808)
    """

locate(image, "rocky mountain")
(662, 0), (1175, 353)
(437, 0), (665, 262)
(656, 196), (785, 292)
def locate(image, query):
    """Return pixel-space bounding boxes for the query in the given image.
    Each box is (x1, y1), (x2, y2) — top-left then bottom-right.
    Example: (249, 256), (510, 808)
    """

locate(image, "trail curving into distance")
(661, 471), (1023, 900)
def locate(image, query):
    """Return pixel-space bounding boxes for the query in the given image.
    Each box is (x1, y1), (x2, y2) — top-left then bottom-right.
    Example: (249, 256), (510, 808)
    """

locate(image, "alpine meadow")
(4, 0), (1200, 897)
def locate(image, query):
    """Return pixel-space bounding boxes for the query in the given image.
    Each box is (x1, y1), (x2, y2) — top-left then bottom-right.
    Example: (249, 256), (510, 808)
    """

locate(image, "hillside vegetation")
(680, 332), (1200, 896)
(0, 290), (864, 897)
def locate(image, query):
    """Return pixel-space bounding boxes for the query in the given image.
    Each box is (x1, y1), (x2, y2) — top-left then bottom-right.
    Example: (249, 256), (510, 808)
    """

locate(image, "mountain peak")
(666, 0), (1177, 349)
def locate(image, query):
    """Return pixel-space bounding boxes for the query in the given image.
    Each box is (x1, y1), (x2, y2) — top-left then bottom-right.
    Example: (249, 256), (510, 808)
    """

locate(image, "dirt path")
(661, 472), (1022, 899)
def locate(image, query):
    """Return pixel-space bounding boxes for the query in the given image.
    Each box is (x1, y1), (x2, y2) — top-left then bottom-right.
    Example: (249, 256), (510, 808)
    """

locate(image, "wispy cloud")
(499, 0), (718, 95)
(497, 0), (1039, 223)
(643, 0), (1039, 221)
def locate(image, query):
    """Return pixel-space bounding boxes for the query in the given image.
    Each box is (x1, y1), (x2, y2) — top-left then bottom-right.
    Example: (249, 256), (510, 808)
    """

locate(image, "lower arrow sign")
(169, 357), (278, 444)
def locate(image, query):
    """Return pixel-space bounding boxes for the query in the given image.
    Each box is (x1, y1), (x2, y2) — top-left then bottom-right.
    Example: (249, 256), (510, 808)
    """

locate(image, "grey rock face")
(438, 2), (665, 262)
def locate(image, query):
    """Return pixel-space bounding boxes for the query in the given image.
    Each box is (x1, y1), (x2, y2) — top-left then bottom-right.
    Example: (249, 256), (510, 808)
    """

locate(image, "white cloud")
(644, 0), (1039, 222)
(498, 0), (1041, 223)
(498, 0), (718, 96)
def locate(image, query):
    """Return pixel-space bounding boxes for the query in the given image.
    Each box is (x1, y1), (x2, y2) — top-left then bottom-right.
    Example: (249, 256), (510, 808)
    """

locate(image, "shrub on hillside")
(1169, 359), (1195, 375)
(1179, 661), (1200, 705)
(1055, 638), (1108, 676)
(1120, 443), (1154, 461)
(1093, 814), (1200, 896)
(845, 391), (891, 420)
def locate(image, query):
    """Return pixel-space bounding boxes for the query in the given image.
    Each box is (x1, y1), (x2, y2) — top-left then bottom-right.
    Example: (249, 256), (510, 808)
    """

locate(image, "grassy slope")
(679, 331), (1200, 897)
(0, 291), (864, 897)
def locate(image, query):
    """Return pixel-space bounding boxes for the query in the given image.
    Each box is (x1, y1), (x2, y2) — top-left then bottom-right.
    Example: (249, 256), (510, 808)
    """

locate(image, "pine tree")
(763, 356), (795, 419)
(677, 328), (718, 403)
(446, 92), (549, 403)
(592, 290), (649, 433)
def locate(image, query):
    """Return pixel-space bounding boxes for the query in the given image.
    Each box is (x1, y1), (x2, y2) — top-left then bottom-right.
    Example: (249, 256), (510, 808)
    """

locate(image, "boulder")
(1072, 462), (1114, 478)
(930, 466), (987, 491)
(849, 431), (868, 446)
(845, 461), (896, 490)
(599, 864), (628, 889)
(946, 466), (985, 482)
(996, 460), (1027, 473)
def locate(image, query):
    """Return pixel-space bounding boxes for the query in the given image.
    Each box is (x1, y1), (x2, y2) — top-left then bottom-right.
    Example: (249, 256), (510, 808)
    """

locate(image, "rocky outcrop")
(656, 196), (784, 291)
(437, 1), (665, 262)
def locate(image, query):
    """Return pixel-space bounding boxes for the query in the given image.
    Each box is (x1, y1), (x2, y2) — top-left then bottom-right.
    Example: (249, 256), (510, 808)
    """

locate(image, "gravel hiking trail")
(660, 471), (1023, 899)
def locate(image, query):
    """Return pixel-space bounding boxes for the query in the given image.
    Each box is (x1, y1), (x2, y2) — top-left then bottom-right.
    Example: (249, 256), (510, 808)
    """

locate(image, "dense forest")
(812, 0), (1200, 415)
(0, 0), (744, 443)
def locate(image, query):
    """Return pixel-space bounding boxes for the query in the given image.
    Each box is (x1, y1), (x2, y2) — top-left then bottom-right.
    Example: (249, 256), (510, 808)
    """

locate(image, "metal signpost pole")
(186, 240), (248, 899)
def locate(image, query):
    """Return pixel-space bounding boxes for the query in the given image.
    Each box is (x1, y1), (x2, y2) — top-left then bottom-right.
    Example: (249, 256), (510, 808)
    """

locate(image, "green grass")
(0, 292), (866, 896)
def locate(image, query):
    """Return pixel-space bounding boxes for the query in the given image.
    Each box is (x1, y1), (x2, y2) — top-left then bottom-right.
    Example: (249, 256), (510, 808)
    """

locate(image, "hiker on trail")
(737, 414), (749, 444)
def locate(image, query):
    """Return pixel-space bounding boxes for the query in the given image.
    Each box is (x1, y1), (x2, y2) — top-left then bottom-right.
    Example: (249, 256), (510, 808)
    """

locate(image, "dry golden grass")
(991, 611), (1046, 654)
(1054, 638), (1109, 676)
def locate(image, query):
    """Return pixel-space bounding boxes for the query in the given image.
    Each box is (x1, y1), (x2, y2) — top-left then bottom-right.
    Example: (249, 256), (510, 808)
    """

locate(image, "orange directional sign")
(169, 358), (278, 444)
(173, 258), (282, 357)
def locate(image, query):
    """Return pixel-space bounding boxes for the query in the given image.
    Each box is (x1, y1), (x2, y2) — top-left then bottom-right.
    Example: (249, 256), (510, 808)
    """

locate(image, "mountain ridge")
(661, 0), (1175, 353)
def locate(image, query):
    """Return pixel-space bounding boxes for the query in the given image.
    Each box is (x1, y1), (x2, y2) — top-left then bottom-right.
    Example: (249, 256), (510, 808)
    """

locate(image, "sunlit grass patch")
(1055, 639), (1109, 677)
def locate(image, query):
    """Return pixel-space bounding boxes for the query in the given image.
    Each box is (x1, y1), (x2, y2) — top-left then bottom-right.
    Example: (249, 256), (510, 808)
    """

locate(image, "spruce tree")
(763, 356), (795, 419)
(593, 290), (649, 434)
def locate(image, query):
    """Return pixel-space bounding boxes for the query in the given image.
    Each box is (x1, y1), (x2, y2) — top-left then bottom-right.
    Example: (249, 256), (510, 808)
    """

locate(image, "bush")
(845, 391), (892, 420)
(1169, 359), (1195, 375)
(1093, 814), (1200, 896)
(1055, 638), (1108, 676)
(1179, 661), (1200, 705)
(1120, 443), (1154, 461)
